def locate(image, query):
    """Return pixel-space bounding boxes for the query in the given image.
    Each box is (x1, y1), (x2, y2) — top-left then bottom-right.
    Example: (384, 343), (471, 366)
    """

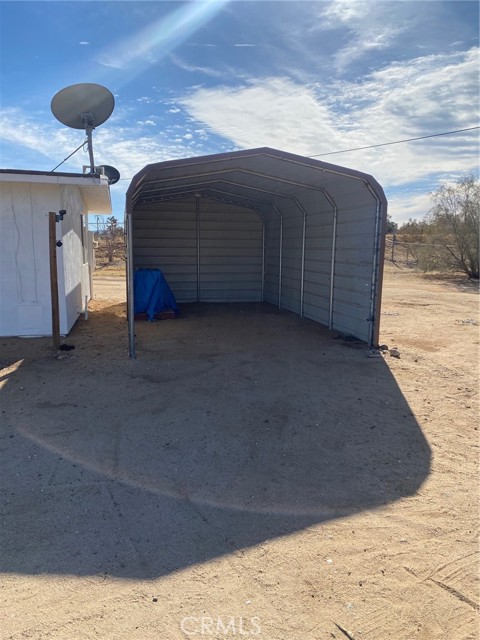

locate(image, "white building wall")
(0, 180), (90, 337)
(0, 182), (60, 336)
(59, 185), (88, 333)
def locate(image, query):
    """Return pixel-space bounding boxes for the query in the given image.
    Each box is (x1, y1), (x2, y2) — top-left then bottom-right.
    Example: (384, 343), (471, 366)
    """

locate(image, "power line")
(79, 124), (480, 182)
(308, 126), (480, 158)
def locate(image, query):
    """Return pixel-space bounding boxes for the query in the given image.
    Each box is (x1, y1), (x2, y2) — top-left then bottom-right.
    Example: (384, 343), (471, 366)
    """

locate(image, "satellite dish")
(96, 165), (120, 185)
(51, 83), (114, 129)
(51, 83), (115, 174)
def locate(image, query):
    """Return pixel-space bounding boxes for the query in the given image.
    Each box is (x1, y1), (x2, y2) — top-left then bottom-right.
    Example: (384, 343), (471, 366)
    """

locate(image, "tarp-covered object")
(134, 269), (178, 321)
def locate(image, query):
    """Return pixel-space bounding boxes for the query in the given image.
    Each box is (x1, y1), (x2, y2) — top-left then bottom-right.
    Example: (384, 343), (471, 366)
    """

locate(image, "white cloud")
(79, 41), (90, 46)
(315, 0), (413, 71)
(1, 44), (477, 223)
(0, 108), (201, 183)
(179, 48), (479, 188)
(181, 77), (340, 152)
(0, 108), (80, 166)
(386, 191), (433, 224)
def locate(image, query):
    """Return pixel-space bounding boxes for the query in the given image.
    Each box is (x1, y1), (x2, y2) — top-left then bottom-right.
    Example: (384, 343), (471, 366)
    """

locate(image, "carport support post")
(277, 208), (283, 309)
(48, 212), (60, 350)
(261, 220), (265, 301)
(300, 207), (306, 318)
(365, 183), (384, 348)
(196, 194), (200, 301)
(126, 211), (136, 359)
(329, 205), (338, 330)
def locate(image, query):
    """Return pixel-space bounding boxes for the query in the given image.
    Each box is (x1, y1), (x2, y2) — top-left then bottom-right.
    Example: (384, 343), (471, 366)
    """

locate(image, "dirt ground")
(1, 262), (478, 640)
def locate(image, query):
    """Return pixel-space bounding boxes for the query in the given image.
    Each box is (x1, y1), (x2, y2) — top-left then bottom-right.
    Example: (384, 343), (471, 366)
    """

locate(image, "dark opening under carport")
(125, 147), (387, 357)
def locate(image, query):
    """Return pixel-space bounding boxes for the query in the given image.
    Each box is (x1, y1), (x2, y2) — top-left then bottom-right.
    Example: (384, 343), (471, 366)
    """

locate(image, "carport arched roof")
(126, 147), (387, 216)
(125, 147), (387, 358)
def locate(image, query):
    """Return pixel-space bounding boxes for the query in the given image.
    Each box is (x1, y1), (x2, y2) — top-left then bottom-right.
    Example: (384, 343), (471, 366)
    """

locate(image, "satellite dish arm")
(81, 113), (96, 174)
(51, 138), (87, 172)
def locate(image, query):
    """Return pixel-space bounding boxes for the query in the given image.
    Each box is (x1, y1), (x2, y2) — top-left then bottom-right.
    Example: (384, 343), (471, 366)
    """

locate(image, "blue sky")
(0, 0), (478, 225)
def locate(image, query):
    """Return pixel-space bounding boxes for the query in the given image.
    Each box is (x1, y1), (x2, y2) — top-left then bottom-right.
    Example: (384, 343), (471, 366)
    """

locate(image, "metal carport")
(125, 147), (387, 358)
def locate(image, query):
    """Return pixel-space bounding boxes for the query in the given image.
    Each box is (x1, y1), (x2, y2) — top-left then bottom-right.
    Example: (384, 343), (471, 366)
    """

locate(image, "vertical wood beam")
(48, 212), (60, 349)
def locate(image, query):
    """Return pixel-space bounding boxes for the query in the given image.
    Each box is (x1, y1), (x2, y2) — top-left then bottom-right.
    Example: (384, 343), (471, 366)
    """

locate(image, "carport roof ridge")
(126, 146), (387, 211)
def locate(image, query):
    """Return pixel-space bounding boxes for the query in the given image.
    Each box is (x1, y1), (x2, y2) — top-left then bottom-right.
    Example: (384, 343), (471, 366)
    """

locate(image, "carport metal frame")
(126, 148), (387, 359)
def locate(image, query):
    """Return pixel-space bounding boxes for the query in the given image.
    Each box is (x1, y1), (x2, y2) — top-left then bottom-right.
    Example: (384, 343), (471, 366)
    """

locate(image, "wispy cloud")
(181, 76), (340, 150)
(179, 48), (479, 187)
(0, 108), (79, 166)
(314, 0), (413, 71)
(170, 54), (228, 78)
(0, 107), (208, 184)
(97, 1), (229, 70)
(388, 191), (433, 224)
(79, 41), (90, 46)
(187, 42), (218, 48)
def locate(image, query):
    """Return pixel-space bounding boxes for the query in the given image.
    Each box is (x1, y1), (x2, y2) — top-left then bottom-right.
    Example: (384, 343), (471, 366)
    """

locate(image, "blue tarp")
(134, 269), (178, 321)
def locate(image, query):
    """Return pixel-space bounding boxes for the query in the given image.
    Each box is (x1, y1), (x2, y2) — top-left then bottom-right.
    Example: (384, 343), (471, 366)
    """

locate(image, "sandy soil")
(1, 263), (478, 640)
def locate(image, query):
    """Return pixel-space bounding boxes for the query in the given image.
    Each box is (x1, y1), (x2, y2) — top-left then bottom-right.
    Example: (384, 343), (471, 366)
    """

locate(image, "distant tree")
(420, 175), (479, 279)
(104, 216), (123, 263)
(398, 218), (429, 243)
(386, 213), (398, 234)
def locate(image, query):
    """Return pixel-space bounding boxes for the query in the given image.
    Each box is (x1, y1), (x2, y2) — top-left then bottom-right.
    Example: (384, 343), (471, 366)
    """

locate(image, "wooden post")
(48, 212), (61, 349)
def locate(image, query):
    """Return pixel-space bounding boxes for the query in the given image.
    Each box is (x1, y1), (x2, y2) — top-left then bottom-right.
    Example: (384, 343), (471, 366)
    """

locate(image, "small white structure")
(0, 170), (111, 337)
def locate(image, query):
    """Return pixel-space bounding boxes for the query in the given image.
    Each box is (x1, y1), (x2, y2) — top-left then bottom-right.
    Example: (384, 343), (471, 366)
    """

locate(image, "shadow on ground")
(1, 303), (431, 579)
(419, 272), (479, 292)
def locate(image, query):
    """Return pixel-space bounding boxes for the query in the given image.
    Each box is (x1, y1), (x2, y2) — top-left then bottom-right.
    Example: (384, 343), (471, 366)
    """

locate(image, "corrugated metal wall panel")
(262, 208), (281, 306)
(300, 202), (335, 324)
(279, 210), (303, 313)
(303, 294), (330, 325)
(336, 217), (377, 235)
(199, 200), (262, 302)
(329, 194), (376, 339)
(133, 198), (263, 303)
(330, 307), (371, 342)
(133, 199), (198, 301)
(335, 235), (375, 251)
(334, 205), (377, 225)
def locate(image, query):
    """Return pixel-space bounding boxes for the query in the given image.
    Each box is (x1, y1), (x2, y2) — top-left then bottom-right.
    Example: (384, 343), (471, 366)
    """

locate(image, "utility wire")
(51, 138), (88, 172)
(309, 126), (480, 158)
(57, 125), (480, 180)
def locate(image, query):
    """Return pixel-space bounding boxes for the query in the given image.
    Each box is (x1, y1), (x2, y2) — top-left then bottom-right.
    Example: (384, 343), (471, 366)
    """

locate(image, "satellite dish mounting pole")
(81, 112), (96, 174)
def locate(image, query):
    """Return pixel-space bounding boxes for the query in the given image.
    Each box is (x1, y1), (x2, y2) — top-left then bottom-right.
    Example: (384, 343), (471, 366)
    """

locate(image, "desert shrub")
(397, 176), (479, 279)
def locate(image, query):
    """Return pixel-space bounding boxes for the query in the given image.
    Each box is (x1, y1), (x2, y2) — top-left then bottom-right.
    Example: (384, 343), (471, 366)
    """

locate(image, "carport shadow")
(1, 303), (431, 578)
